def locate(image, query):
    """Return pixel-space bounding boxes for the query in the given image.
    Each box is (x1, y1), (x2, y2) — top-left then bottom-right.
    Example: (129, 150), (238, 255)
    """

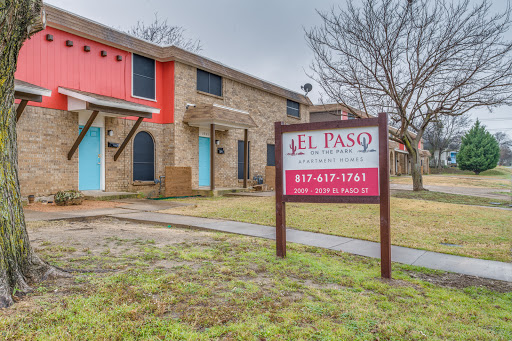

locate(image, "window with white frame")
(132, 54), (156, 100)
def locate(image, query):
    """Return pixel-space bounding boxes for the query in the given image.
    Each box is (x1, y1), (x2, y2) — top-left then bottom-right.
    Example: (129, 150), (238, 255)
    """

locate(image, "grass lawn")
(495, 191), (512, 197)
(161, 196), (512, 262)
(430, 166), (512, 178)
(392, 190), (511, 207)
(2, 219), (511, 340)
(390, 175), (511, 189)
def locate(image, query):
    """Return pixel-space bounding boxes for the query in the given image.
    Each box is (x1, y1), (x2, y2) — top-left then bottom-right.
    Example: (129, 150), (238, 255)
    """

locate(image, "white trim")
(212, 103), (249, 115)
(131, 52), (157, 102)
(100, 124), (106, 191)
(394, 148), (409, 155)
(14, 84), (52, 97)
(77, 113), (105, 191)
(59, 87), (160, 114)
(187, 121), (254, 130)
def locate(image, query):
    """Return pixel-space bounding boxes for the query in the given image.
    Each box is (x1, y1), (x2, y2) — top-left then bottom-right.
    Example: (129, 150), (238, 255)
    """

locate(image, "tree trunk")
(403, 136), (426, 191)
(0, 0), (67, 308)
(437, 149), (443, 169)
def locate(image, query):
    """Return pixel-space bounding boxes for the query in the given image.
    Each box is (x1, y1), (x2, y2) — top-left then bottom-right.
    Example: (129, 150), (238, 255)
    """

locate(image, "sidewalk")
(25, 201), (512, 282)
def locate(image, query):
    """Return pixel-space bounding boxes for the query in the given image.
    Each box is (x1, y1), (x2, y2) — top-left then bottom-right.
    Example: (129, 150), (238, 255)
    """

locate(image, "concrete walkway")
(25, 200), (512, 282)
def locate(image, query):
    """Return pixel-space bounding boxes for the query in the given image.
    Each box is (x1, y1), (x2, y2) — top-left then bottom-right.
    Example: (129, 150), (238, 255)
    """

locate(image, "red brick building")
(15, 5), (311, 197)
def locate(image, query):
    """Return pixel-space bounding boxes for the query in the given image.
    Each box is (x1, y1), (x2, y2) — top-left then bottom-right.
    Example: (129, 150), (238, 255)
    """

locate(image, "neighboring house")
(309, 104), (430, 175)
(14, 5), (311, 197)
(431, 150), (458, 167)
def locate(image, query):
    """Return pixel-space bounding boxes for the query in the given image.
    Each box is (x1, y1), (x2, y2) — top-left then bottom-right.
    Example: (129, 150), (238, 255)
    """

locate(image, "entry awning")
(183, 104), (258, 130)
(58, 87), (160, 161)
(58, 87), (160, 119)
(14, 80), (52, 121)
(15, 79), (52, 101)
(394, 148), (409, 155)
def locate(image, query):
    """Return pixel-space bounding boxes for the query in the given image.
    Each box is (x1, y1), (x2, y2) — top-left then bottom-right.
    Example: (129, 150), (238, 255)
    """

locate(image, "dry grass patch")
(161, 196), (512, 262)
(0, 218), (510, 340)
(391, 175), (510, 189)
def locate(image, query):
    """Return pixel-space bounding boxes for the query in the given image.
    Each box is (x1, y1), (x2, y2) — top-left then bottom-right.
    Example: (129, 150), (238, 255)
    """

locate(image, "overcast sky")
(46, 0), (512, 139)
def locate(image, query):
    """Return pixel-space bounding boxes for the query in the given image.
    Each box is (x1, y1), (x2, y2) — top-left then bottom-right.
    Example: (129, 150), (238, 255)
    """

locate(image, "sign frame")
(275, 112), (391, 279)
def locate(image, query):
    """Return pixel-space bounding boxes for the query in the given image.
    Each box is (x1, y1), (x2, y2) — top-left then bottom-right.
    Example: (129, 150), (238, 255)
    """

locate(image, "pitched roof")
(44, 5), (312, 106)
(311, 103), (421, 140)
(310, 103), (369, 117)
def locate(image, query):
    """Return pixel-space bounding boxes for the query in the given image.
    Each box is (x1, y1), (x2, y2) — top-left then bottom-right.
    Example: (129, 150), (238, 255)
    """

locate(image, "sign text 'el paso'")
(282, 126), (380, 196)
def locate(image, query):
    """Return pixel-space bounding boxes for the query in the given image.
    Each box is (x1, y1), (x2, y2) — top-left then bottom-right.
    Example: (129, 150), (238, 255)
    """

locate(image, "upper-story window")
(286, 100), (300, 118)
(347, 112), (357, 120)
(197, 69), (222, 97)
(132, 53), (156, 100)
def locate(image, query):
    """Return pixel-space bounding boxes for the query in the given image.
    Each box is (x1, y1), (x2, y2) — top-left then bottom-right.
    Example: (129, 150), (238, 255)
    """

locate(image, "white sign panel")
(282, 126), (380, 196)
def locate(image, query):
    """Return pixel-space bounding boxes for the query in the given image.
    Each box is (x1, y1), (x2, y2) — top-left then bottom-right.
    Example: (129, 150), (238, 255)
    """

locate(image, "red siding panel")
(15, 27), (174, 124)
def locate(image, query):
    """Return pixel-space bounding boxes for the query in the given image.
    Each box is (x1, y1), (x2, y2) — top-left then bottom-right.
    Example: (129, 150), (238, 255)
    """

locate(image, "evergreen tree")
(457, 120), (500, 175)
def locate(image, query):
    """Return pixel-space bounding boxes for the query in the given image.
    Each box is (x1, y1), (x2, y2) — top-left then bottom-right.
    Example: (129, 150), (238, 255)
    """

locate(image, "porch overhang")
(394, 148), (409, 155)
(420, 150), (431, 157)
(14, 79), (52, 121)
(58, 87), (160, 161)
(183, 104), (258, 130)
(58, 87), (159, 119)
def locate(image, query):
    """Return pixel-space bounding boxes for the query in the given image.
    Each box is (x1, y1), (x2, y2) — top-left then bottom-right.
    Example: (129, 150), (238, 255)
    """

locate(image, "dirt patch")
(407, 271), (512, 293)
(28, 217), (215, 258)
(26, 200), (123, 212)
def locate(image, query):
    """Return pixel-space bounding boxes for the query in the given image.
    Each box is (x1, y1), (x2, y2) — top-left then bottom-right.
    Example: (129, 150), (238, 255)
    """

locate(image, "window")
(238, 140), (250, 179)
(267, 144), (275, 166)
(347, 112), (357, 120)
(133, 131), (155, 181)
(132, 54), (155, 100)
(286, 100), (300, 118)
(197, 69), (222, 96)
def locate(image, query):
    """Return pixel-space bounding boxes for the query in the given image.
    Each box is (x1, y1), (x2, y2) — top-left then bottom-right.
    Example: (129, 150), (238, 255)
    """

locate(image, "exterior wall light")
(46, 34), (54, 42)
(101, 51), (107, 57)
(107, 130), (114, 136)
(215, 140), (220, 145)
(66, 40), (73, 47)
(116, 55), (123, 61)
(84, 46), (91, 52)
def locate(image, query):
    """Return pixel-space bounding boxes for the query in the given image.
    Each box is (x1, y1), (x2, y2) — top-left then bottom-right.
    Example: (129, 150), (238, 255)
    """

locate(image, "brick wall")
(173, 61), (310, 188)
(16, 105), (174, 197)
(17, 106), (79, 197)
(103, 117), (174, 194)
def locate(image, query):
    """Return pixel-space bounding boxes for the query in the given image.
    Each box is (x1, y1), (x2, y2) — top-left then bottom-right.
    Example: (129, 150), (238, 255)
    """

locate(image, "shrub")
(457, 120), (500, 175)
(54, 190), (84, 206)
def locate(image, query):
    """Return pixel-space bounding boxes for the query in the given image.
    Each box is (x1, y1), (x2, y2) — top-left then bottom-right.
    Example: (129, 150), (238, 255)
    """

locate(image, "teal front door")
(198, 137), (210, 187)
(79, 126), (101, 190)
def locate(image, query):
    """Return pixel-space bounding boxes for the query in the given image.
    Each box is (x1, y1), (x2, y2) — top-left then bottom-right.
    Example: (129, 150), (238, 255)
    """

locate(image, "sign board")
(275, 113), (391, 278)
(282, 126), (380, 197)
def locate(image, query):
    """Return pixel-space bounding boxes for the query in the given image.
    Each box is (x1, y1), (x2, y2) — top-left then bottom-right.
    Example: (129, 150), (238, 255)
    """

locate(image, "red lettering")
(308, 136), (317, 149)
(298, 134), (306, 149)
(324, 133), (334, 148)
(357, 132), (373, 146)
(346, 133), (355, 147)
(333, 134), (346, 148)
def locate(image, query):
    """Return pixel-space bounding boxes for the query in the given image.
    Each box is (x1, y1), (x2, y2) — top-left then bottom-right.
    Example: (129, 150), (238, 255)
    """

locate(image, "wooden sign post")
(275, 113), (391, 279)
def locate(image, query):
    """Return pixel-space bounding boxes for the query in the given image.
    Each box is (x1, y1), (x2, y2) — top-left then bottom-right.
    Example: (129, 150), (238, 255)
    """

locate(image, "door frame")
(198, 136), (211, 187)
(78, 113), (105, 191)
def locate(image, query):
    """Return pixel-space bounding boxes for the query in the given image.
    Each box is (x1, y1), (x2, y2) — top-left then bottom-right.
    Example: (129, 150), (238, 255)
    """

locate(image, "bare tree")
(306, 0), (512, 190)
(494, 131), (512, 166)
(423, 115), (471, 168)
(128, 13), (202, 53)
(1, 0), (67, 308)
